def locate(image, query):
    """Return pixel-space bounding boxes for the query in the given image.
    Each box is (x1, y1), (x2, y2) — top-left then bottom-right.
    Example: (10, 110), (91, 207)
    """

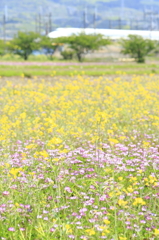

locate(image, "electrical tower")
(144, 7), (158, 30)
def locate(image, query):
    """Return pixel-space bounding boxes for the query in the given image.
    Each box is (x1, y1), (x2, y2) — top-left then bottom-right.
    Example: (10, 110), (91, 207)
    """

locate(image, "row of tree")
(0, 31), (157, 63)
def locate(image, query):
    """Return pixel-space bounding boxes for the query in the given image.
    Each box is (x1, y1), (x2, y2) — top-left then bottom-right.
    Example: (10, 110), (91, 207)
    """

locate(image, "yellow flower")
(104, 168), (112, 173)
(5, 163), (10, 168)
(154, 229), (159, 235)
(107, 129), (113, 135)
(119, 237), (127, 240)
(108, 138), (119, 144)
(9, 168), (22, 179)
(40, 150), (49, 158)
(130, 177), (137, 182)
(103, 219), (110, 224)
(65, 224), (72, 233)
(102, 229), (110, 236)
(47, 137), (62, 146)
(29, 171), (35, 176)
(149, 175), (157, 184)
(101, 228), (110, 235)
(116, 191), (122, 196)
(127, 186), (134, 193)
(118, 177), (123, 181)
(133, 198), (146, 206)
(85, 228), (96, 236)
(118, 199), (128, 207)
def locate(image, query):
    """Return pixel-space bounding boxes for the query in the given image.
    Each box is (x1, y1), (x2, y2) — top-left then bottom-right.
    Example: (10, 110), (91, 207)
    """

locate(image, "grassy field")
(0, 62), (159, 77)
(0, 73), (159, 240)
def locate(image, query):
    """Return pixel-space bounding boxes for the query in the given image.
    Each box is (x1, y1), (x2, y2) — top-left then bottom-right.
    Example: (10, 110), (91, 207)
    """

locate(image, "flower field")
(0, 74), (159, 240)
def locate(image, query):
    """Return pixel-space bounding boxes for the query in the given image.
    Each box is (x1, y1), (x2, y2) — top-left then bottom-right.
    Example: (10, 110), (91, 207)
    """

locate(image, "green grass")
(0, 63), (159, 77)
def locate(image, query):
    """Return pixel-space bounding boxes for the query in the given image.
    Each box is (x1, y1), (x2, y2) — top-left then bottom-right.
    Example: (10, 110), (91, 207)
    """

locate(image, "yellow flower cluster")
(9, 168), (23, 179)
(0, 75), (159, 148)
(118, 199), (128, 207)
(144, 175), (157, 186)
(85, 228), (96, 236)
(133, 198), (146, 206)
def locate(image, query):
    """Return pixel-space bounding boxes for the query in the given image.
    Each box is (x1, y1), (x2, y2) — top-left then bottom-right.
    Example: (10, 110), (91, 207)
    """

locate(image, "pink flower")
(47, 196), (53, 200)
(79, 208), (87, 213)
(68, 235), (75, 239)
(8, 227), (15, 232)
(64, 187), (72, 193)
(20, 228), (25, 231)
(50, 228), (55, 232)
(2, 191), (9, 196)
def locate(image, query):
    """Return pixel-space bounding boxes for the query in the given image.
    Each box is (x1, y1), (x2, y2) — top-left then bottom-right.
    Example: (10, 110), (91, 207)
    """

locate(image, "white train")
(48, 28), (159, 40)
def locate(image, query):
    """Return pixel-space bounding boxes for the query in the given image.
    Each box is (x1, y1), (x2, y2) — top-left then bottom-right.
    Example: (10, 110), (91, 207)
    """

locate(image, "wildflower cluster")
(0, 75), (159, 239)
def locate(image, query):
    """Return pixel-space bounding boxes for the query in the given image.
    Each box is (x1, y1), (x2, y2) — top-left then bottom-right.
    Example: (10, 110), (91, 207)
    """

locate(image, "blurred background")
(1, 0), (159, 39)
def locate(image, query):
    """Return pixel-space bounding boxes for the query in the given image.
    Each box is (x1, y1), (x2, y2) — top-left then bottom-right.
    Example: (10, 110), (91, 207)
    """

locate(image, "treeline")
(0, 31), (158, 63)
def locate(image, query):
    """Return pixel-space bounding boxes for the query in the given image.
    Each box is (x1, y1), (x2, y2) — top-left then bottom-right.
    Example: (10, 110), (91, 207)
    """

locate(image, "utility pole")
(83, 7), (87, 29)
(38, 13), (41, 34)
(49, 13), (52, 33)
(35, 15), (38, 33)
(4, 5), (8, 21)
(109, 19), (112, 29)
(136, 20), (138, 30)
(43, 13), (52, 35)
(151, 12), (153, 31)
(130, 18), (133, 30)
(157, 13), (159, 30)
(3, 14), (6, 43)
(83, 6), (97, 30)
(144, 6), (158, 31)
(118, 18), (121, 29)
(93, 7), (97, 30)
(120, 0), (124, 22)
(45, 21), (48, 35)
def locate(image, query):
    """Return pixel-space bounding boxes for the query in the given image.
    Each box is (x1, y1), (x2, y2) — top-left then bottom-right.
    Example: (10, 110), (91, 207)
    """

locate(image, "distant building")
(48, 28), (159, 40)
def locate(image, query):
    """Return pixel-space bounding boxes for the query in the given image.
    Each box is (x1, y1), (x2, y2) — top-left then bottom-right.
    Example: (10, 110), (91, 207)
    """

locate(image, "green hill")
(0, 0), (156, 38)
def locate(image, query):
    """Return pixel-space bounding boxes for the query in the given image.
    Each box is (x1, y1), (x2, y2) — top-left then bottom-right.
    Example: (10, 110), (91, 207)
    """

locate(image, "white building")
(48, 28), (159, 40)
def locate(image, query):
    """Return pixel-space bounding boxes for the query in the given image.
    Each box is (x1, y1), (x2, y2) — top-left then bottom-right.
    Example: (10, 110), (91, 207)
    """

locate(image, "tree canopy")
(56, 33), (111, 61)
(8, 32), (42, 60)
(120, 35), (156, 63)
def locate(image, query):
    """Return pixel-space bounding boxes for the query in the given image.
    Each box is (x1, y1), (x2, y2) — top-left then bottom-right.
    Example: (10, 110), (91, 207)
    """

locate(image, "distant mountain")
(0, 0), (158, 38)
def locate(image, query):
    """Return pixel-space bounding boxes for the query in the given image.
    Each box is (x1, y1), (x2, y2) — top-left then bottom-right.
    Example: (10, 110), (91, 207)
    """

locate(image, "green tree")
(60, 50), (74, 60)
(120, 35), (156, 63)
(0, 40), (6, 56)
(56, 33), (111, 62)
(40, 36), (63, 60)
(8, 32), (42, 60)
